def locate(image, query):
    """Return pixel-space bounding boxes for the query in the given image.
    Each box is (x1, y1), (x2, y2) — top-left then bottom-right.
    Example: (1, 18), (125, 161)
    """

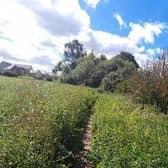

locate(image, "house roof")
(4, 64), (32, 71)
(0, 61), (33, 71)
(15, 64), (33, 70)
(4, 64), (15, 70)
(0, 61), (12, 70)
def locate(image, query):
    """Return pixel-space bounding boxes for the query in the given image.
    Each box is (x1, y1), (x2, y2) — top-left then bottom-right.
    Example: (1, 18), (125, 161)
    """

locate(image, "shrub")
(118, 54), (168, 113)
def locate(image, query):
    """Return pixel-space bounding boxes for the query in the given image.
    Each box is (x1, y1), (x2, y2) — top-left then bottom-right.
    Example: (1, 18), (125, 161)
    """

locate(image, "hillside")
(0, 76), (167, 168)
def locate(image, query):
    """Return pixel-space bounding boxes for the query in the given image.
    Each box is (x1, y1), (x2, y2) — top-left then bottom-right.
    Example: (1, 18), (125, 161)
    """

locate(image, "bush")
(55, 51), (139, 91)
(118, 54), (168, 113)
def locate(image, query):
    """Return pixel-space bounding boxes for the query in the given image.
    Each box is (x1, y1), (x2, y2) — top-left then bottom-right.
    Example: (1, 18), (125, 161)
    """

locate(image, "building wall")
(5, 67), (30, 76)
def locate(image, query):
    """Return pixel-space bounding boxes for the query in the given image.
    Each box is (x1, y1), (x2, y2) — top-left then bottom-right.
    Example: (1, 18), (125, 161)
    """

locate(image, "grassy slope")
(0, 76), (96, 168)
(90, 94), (168, 167)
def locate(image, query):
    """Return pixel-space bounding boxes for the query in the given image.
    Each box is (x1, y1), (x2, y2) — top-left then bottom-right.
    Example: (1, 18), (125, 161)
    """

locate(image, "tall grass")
(1, 76), (167, 167)
(90, 94), (168, 167)
(0, 77), (96, 168)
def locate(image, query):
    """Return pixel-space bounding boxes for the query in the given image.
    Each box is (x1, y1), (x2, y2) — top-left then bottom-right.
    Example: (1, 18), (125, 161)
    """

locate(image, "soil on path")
(74, 116), (94, 168)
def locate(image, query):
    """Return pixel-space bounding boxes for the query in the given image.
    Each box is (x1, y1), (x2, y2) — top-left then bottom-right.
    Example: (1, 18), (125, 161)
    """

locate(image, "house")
(0, 61), (12, 74)
(0, 61), (33, 76)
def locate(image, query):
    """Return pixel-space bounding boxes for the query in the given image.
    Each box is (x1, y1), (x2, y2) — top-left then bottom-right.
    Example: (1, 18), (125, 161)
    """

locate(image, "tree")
(86, 58), (108, 87)
(54, 48), (139, 93)
(53, 40), (86, 75)
(61, 52), (96, 85)
(99, 71), (123, 92)
(64, 39), (86, 69)
(119, 49), (168, 113)
(117, 52), (139, 69)
(52, 61), (62, 73)
(99, 54), (107, 61)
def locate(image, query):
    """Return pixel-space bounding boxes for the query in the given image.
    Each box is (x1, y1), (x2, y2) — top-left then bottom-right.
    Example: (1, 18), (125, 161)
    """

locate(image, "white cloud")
(0, 0), (166, 71)
(82, 29), (152, 66)
(20, 0), (90, 36)
(84, 0), (108, 8)
(113, 13), (127, 28)
(128, 22), (167, 44)
(0, 0), (90, 70)
(146, 48), (161, 57)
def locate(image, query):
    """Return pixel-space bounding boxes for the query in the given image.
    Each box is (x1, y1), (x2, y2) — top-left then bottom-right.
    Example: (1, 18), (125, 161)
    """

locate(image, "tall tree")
(53, 40), (86, 74)
(64, 40), (86, 69)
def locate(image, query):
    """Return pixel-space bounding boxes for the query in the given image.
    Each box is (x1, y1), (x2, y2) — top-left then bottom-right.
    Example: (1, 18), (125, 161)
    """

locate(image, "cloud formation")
(129, 22), (167, 44)
(114, 13), (127, 28)
(0, 50), (24, 61)
(84, 0), (108, 8)
(0, 0), (167, 71)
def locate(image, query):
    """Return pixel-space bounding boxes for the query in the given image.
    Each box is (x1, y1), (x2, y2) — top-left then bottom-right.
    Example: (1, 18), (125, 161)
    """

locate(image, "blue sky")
(0, 0), (167, 71)
(80, 0), (168, 48)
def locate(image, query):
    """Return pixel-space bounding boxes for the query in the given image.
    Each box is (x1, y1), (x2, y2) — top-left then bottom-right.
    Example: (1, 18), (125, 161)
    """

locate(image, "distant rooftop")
(0, 61), (33, 71)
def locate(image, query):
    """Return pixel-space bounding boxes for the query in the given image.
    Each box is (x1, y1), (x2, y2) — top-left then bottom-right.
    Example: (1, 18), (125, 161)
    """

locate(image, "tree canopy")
(53, 40), (139, 92)
(53, 40), (86, 75)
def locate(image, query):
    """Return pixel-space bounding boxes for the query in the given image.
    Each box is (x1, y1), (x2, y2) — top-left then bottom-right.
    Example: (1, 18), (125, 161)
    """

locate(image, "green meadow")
(0, 76), (167, 168)
(90, 94), (168, 167)
(0, 76), (95, 167)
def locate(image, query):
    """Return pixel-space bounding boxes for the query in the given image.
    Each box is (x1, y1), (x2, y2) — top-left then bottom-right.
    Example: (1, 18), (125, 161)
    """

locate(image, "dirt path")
(74, 116), (94, 168)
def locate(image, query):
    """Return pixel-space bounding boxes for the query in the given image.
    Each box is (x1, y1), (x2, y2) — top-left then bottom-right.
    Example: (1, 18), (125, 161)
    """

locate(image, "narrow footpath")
(74, 116), (94, 168)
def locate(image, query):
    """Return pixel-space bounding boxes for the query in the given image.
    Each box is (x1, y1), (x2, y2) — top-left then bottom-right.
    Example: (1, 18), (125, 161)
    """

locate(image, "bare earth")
(74, 116), (94, 168)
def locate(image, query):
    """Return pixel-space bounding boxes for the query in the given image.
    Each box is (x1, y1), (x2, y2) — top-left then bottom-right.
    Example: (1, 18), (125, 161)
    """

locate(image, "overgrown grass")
(90, 94), (168, 168)
(0, 76), (167, 168)
(0, 76), (96, 168)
